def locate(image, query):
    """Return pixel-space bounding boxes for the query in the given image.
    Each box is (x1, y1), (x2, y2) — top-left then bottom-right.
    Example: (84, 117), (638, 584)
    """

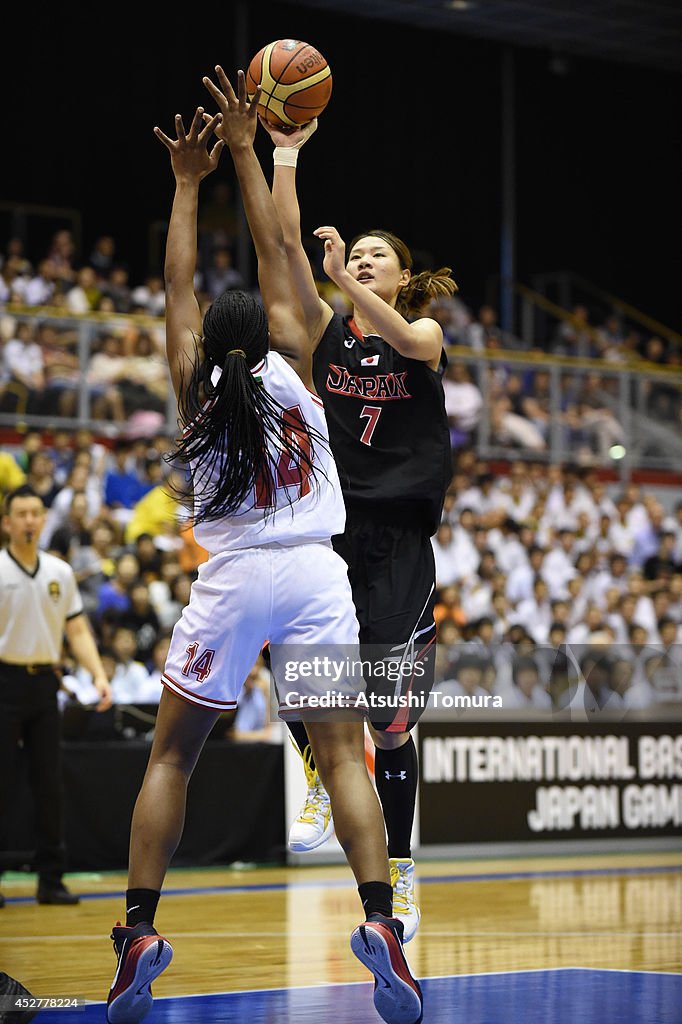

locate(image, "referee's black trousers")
(0, 667), (66, 884)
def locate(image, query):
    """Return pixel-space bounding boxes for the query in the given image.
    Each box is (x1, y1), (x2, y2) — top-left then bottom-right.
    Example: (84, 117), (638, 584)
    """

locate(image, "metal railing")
(444, 345), (682, 475)
(526, 272), (682, 353)
(0, 306), (177, 436)
(1, 306), (681, 472)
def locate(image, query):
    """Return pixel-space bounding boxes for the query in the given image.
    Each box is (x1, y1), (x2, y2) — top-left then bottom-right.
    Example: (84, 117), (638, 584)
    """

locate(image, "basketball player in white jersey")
(105, 70), (423, 1024)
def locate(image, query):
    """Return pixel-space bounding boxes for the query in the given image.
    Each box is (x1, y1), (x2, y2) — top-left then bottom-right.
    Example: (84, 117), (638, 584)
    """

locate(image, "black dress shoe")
(36, 881), (80, 905)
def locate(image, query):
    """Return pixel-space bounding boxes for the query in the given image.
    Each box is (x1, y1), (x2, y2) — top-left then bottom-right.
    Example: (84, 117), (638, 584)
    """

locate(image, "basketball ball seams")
(274, 41), (311, 85)
(247, 38), (332, 127)
(259, 42), (278, 120)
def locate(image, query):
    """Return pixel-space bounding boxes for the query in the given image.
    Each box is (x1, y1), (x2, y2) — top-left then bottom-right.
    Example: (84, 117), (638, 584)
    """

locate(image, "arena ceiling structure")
(295, 0), (682, 73)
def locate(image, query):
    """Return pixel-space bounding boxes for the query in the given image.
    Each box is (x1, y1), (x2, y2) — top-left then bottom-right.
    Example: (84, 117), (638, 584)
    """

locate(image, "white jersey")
(191, 352), (345, 553)
(0, 549), (83, 664)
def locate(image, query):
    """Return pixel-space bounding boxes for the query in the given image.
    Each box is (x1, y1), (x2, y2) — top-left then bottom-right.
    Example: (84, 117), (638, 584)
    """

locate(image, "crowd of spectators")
(436, 297), (681, 460)
(442, 359), (637, 461)
(3, 228), (679, 474)
(430, 454), (682, 714)
(1, 218), (680, 724)
(0, 192), (246, 419)
(0, 184), (244, 316)
(2, 427), (680, 723)
(0, 428), (273, 741)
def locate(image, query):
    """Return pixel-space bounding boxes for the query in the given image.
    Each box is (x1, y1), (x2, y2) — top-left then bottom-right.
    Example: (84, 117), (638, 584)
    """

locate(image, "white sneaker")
(390, 858), (421, 943)
(288, 745), (334, 853)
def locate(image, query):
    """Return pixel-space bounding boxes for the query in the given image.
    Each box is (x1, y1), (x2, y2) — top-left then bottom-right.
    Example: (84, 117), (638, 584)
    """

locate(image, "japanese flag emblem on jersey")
(361, 355), (380, 366)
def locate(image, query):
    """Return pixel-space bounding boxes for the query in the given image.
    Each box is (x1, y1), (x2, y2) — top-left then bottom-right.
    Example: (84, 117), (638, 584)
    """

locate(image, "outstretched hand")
(313, 225), (346, 284)
(203, 67), (261, 149)
(154, 107), (224, 182)
(259, 116), (318, 150)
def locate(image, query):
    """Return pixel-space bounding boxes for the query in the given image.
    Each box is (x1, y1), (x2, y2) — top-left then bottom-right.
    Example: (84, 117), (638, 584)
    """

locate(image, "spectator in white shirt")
(545, 479), (596, 531)
(143, 635), (171, 703)
(488, 517), (528, 575)
(506, 545), (545, 606)
(453, 472), (498, 519)
(24, 259), (58, 306)
(542, 529), (577, 598)
(0, 257), (29, 304)
(66, 266), (101, 314)
(588, 553), (630, 609)
(513, 576), (553, 644)
(460, 550), (497, 620)
(502, 655), (552, 710)
(626, 572), (658, 636)
(566, 603), (607, 645)
(570, 651), (628, 714)
(432, 521), (461, 587)
(4, 323), (45, 400)
(593, 512), (617, 557)
(606, 495), (635, 556)
(41, 463), (103, 549)
(435, 652), (489, 704)
(607, 592), (639, 645)
(450, 509), (481, 579)
(586, 478), (616, 515)
(109, 625), (160, 704)
(131, 275), (166, 316)
(465, 305), (502, 352)
(652, 618), (682, 701)
(623, 483), (649, 534)
(442, 361), (483, 448)
(495, 473), (537, 525)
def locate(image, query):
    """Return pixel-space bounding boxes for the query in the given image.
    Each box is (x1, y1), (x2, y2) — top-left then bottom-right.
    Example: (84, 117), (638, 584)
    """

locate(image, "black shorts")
(333, 516), (437, 732)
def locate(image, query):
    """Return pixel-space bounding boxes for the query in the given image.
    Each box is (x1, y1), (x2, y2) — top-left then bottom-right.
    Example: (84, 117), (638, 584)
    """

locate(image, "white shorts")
(162, 542), (360, 713)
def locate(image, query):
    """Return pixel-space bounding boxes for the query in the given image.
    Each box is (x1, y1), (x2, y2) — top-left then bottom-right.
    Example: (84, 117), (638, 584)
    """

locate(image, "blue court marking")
(34, 969), (682, 1023)
(3, 861), (681, 905)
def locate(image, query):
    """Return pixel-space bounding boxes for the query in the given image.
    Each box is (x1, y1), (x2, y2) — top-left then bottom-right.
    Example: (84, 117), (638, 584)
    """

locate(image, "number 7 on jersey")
(359, 405), (382, 446)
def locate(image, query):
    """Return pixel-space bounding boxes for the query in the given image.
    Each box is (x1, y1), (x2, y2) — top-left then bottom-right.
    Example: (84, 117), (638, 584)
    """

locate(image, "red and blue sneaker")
(106, 921), (173, 1023)
(350, 913), (423, 1024)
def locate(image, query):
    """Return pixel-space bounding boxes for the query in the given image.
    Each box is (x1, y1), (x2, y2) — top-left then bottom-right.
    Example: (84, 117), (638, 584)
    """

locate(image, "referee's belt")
(0, 660), (56, 675)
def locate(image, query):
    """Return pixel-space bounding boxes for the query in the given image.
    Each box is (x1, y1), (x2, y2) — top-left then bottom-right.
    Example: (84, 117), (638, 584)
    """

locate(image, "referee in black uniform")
(0, 485), (112, 906)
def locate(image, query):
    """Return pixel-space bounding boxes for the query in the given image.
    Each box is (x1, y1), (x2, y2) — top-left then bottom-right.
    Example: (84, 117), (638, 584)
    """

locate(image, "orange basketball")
(246, 39), (332, 128)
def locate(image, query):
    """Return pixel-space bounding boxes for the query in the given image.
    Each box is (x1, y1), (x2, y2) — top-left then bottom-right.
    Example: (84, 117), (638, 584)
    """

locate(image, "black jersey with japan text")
(313, 313), (452, 535)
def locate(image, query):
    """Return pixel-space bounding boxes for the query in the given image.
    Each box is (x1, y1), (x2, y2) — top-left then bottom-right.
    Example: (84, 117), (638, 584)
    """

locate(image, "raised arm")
(154, 108), (224, 397)
(261, 119), (334, 347)
(314, 225), (443, 368)
(203, 68), (314, 386)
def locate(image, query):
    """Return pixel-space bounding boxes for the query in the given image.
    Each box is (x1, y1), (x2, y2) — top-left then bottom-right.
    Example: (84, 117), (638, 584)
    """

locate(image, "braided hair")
(348, 229), (458, 318)
(173, 290), (321, 525)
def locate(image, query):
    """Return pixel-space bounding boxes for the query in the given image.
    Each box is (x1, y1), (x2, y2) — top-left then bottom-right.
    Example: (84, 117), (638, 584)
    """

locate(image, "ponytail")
(397, 267), (459, 318)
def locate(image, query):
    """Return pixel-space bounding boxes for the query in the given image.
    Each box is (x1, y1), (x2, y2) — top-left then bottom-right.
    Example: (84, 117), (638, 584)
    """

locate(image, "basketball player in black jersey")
(264, 117), (458, 941)
(105, 73), (423, 1024)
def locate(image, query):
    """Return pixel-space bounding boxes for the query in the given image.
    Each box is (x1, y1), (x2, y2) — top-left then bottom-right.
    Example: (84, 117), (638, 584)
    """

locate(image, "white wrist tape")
(273, 147), (299, 167)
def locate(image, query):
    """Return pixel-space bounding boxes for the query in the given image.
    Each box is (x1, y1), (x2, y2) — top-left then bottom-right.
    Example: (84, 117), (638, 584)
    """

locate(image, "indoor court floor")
(1, 851), (680, 1022)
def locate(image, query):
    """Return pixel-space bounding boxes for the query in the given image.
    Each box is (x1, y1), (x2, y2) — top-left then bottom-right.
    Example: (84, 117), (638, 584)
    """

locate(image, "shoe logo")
(126, 905), (141, 914)
(384, 770), (407, 780)
(110, 939), (128, 989)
